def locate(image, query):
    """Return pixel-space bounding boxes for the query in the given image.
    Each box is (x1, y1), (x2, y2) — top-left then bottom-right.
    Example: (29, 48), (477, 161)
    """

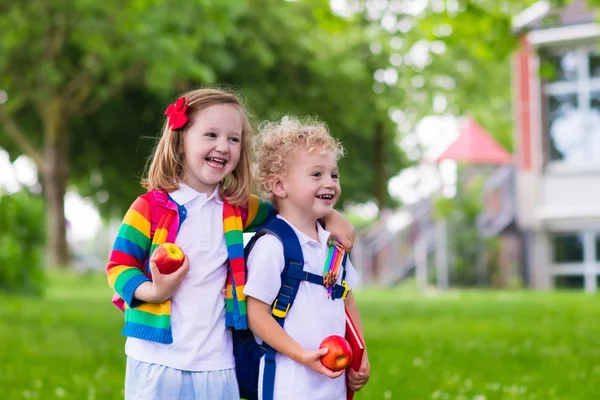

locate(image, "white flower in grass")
(486, 383), (501, 391)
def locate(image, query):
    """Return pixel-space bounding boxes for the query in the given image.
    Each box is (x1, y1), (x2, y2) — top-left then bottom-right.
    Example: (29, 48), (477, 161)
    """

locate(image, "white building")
(513, 0), (600, 291)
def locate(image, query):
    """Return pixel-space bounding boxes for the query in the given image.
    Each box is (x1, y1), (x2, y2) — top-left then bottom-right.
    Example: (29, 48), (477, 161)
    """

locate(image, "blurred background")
(2, 0), (600, 398)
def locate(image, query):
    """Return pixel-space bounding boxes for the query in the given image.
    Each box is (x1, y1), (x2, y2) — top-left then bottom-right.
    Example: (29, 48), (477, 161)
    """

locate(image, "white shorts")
(125, 357), (240, 399)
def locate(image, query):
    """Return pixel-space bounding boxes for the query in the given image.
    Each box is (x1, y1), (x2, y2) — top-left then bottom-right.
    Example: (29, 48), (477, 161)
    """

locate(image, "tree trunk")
(42, 101), (70, 268)
(373, 120), (386, 209)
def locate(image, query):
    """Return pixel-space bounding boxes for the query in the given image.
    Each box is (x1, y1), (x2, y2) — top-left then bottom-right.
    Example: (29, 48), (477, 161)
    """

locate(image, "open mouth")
(206, 157), (227, 169)
(316, 194), (334, 201)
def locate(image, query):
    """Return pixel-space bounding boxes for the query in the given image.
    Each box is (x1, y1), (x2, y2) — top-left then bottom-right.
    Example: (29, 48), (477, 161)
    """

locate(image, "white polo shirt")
(244, 216), (359, 400)
(125, 184), (235, 372)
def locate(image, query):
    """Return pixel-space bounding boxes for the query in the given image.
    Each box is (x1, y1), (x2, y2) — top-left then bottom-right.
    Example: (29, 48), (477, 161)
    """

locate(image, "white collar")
(170, 183), (223, 206)
(276, 215), (330, 246)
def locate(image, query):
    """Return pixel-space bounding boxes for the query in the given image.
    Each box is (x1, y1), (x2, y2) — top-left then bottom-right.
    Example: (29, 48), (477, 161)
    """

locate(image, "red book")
(345, 308), (365, 400)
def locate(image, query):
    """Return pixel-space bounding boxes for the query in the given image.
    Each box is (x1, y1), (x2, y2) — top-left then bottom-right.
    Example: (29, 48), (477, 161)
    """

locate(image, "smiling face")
(181, 104), (243, 194)
(278, 145), (341, 221)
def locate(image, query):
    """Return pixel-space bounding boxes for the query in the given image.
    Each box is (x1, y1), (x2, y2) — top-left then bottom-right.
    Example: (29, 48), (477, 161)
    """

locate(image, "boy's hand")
(298, 348), (345, 379)
(347, 352), (370, 392)
(148, 255), (190, 302)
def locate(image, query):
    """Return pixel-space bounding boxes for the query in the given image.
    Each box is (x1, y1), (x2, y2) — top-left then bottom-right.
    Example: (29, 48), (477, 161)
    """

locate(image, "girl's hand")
(148, 255), (190, 302)
(347, 352), (370, 392)
(324, 210), (355, 250)
(298, 348), (345, 379)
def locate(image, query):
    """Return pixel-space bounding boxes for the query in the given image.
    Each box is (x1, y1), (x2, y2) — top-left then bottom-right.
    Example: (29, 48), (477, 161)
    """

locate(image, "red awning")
(435, 118), (512, 165)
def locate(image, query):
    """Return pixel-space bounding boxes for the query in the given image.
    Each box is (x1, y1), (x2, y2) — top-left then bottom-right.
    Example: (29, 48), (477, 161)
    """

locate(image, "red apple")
(319, 335), (353, 371)
(151, 243), (185, 275)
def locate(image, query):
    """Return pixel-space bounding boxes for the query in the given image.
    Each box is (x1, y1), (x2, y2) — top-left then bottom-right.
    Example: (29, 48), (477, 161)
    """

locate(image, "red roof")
(435, 118), (512, 165)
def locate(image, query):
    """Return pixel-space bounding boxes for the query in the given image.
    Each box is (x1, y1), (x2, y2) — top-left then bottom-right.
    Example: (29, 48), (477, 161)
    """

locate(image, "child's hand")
(324, 211), (355, 250)
(298, 348), (345, 379)
(148, 255), (190, 302)
(347, 352), (370, 392)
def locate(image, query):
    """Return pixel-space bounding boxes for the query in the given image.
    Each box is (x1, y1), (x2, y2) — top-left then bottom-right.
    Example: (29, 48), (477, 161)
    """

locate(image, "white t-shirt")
(244, 216), (360, 400)
(126, 184), (235, 372)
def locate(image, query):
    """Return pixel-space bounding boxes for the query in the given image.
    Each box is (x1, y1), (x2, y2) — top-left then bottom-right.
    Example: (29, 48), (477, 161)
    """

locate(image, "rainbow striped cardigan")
(106, 189), (275, 344)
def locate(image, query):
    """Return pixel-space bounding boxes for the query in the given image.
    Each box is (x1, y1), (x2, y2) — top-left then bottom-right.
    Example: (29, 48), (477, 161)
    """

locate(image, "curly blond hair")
(253, 116), (344, 199)
(143, 88), (254, 206)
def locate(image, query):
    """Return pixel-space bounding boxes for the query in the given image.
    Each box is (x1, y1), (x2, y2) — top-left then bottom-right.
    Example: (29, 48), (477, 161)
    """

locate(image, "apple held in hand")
(319, 335), (353, 371)
(151, 243), (185, 275)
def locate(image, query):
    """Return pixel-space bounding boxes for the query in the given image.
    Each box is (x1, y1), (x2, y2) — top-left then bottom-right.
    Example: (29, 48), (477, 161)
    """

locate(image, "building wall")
(513, 23), (600, 290)
(541, 174), (600, 211)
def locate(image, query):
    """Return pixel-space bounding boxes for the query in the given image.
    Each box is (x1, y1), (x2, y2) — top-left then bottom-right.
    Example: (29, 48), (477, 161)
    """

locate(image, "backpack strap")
(244, 218), (303, 400)
(244, 219), (349, 400)
(284, 253), (349, 300)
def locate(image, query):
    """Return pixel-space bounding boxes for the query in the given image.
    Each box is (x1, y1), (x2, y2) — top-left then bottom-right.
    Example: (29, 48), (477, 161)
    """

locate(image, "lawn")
(1, 272), (599, 399)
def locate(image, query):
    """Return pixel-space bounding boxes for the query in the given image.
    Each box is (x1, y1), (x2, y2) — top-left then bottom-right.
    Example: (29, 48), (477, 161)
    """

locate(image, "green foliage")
(1, 0), (408, 221)
(2, 272), (600, 398)
(0, 190), (45, 295)
(372, 0), (542, 156)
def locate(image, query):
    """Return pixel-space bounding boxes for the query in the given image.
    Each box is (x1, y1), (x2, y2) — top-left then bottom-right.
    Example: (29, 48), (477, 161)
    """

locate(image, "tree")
(68, 0), (408, 216)
(200, 0), (408, 208)
(0, 0), (243, 266)
(1, 0), (409, 266)
(334, 0), (551, 156)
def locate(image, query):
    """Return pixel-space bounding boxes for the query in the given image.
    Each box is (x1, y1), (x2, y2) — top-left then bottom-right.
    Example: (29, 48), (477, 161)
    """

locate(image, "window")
(554, 275), (584, 289)
(542, 46), (600, 166)
(551, 231), (600, 292)
(596, 233), (600, 262)
(552, 233), (584, 263)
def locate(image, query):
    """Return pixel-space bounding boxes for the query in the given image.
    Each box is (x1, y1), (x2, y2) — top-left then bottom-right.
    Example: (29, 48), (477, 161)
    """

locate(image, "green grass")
(2, 274), (600, 399)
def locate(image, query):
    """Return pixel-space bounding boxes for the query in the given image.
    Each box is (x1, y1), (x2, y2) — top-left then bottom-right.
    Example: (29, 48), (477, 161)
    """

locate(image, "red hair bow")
(165, 96), (189, 130)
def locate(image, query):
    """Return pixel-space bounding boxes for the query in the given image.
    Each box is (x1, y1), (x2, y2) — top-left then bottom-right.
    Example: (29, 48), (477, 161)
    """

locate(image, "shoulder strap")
(245, 218), (304, 325)
(266, 219), (304, 324)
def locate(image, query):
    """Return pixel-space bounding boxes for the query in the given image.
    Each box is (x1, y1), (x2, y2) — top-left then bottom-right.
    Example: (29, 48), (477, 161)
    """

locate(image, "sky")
(0, 115), (460, 241)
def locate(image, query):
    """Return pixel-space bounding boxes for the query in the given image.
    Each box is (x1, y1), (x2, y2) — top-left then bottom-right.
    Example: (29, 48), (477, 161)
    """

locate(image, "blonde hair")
(253, 116), (344, 198)
(143, 88), (253, 206)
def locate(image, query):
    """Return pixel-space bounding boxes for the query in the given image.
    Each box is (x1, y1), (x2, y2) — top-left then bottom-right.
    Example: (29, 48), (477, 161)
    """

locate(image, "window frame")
(550, 230), (600, 292)
(541, 44), (600, 171)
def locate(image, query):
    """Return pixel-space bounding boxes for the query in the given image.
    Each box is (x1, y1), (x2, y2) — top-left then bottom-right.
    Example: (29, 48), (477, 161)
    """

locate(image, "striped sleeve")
(106, 196), (152, 308)
(242, 195), (277, 233)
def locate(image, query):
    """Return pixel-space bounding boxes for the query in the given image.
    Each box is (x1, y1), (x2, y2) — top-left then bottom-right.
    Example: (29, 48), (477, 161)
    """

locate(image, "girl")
(106, 89), (355, 399)
(244, 117), (370, 400)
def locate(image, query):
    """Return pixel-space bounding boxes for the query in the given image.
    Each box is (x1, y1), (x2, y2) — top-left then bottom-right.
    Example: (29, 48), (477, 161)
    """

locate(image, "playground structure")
(353, 118), (518, 289)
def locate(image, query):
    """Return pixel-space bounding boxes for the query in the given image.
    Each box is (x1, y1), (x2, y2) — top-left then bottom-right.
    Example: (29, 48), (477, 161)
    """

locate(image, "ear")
(268, 175), (287, 199)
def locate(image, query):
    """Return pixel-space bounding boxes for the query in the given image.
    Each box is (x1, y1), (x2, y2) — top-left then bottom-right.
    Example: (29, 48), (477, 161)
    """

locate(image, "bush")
(0, 189), (45, 295)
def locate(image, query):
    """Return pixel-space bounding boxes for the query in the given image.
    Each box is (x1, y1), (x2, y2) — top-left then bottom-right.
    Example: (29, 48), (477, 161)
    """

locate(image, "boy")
(244, 117), (370, 400)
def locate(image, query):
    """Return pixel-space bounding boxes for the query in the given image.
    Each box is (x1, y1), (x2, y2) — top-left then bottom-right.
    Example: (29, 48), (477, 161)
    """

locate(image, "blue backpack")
(233, 218), (349, 400)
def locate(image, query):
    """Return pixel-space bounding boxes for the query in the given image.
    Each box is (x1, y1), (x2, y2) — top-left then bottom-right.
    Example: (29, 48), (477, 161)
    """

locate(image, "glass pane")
(547, 94), (581, 162)
(552, 233), (584, 263)
(596, 233), (600, 262)
(589, 50), (600, 78)
(587, 92), (600, 162)
(545, 50), (579, 82)
(554, 275), (584, 289)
